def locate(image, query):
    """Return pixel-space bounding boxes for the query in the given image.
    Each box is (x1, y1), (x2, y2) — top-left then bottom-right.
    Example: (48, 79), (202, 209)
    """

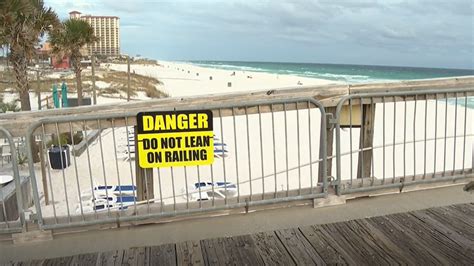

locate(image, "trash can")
(48, 145), (71, 169)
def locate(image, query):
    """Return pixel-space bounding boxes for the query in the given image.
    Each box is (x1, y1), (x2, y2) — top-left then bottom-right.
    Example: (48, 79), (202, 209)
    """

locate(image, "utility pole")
(91, 55), (97, 105)
(127, 55), (131, 101)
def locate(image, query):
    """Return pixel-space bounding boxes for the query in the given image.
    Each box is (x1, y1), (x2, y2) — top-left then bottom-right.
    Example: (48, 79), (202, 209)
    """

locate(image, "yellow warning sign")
(136, 111), (214, 168)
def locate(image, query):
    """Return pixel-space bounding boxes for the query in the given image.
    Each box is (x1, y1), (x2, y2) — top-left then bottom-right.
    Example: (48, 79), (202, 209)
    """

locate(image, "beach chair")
(81, 184), (137, 200)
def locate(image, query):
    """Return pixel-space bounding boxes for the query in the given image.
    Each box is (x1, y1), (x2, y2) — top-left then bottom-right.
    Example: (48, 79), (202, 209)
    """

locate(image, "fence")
(0, 77), (472, 235)
(24, 97), (327, 230)
(334, 89), (474, 195)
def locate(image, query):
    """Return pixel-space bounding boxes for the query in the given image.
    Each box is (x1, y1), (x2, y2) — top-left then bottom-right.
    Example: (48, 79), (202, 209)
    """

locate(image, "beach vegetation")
(0, 0), (59, 111)
(49, 18), (97, 106)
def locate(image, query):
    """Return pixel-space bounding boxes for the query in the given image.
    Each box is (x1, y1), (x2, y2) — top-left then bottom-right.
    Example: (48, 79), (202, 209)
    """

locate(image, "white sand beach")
(109, 61), (337, 97)
(22, 61), (473, 218)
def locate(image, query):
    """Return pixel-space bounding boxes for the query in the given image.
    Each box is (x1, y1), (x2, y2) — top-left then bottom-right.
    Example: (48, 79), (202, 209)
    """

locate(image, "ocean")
(189, 61), (473, 84)
(189, 61), (474, 108)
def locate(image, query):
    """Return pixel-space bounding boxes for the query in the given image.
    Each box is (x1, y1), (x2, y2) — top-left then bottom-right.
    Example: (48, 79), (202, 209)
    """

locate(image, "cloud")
(44, 0), (473, 69)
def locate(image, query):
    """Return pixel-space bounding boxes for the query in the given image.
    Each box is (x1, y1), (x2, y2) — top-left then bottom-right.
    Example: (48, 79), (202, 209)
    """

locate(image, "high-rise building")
(69, 11), (120, 56)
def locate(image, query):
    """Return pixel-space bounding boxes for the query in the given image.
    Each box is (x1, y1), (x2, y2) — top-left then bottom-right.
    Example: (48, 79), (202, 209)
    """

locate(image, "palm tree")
(0, 0), (59, 111)
(49, 19), (97, 106)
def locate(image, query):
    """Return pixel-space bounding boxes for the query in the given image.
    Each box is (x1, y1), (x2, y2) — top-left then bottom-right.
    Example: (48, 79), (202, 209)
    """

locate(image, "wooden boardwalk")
(6, 203), (474, 265)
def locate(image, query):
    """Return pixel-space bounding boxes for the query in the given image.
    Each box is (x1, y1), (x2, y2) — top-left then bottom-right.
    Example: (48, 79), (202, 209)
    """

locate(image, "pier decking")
(5, 203), (473, 265)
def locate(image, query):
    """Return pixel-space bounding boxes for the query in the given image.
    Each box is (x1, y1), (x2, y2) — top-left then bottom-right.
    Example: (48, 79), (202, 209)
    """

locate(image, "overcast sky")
(45, 0), (473, 69)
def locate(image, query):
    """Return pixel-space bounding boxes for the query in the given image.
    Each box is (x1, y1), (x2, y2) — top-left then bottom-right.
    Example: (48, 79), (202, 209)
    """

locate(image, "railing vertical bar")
(245, 106), (253, 201)
(111, 119), (124, 213)
(68, 122), (84, 219)
(423, 95), (428, 179)
(403, 97), (407, 181)
(197, 165), (202, 208)
(452, 93), (458, 174)
(0, 181), (9, 228)
(434, 94), (438, 178)
(55, 123), (71, 222)
(284, 103), (289, 197)
(307, 101), (313, 194)
(443, 93), (448, 176)
(257, 106), (265, 199)
(170, 167), (176, 211)
(392, 96), (396, 182)
(96, 120), (111, 216)
(360, 97), (364, 185)
(413, 95), (417, 180)
(462, 92), (468, 173)
(271, 104), (278, 198)
(144, 164), (151, 215)
(210, 152), (215, 207)
(296, 102), (301, 195)
(156, 168), (164, 212)
(232, 107), (240, 203)
(370, 97), (375, 185)
(82, 122), (98, 218)
(124, 118), (138, 214)
(42, 124), (58, 222)
(219, 109), (228, 205)
(382, 97), (385, 184)
(349, 98), (353, 186)
(184, 166), (189, 209)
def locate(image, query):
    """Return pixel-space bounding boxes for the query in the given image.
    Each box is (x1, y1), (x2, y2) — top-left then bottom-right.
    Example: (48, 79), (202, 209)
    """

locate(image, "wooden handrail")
(0, 76), (472, 137)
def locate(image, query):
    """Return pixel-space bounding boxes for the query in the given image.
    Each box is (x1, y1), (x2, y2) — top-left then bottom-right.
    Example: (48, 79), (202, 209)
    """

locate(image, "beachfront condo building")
(69, 11), (120, 56)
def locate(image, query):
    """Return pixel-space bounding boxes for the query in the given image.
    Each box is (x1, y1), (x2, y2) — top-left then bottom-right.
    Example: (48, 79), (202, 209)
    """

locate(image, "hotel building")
(69, 11), (120, 56)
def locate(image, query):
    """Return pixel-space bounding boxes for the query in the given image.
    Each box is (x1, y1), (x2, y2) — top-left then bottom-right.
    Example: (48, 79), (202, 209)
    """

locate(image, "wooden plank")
(321, 220), (400, 264)
(69, 253), (99, 266)
(251, 232), (295, 265)
(146, 244), (176, 266)
(357, 103), (375, 179)
(389, 212), (473, 264)
(426, 206), (474, 237)
(200, 235), (263, 265)
(450, 203), (474, 213)
(366, 216), (450, 264)
(176, 241), (204, 266)
(299, 225), (354, 265)
(42, 256), (73, 266)
(409, 210), (474, 247)
(354, 219), (422, 264)
(275, 228), (324, 265)
(121, 247), (146, 266)
(97, 250), (124, 266)
(12, 260), (45, 266)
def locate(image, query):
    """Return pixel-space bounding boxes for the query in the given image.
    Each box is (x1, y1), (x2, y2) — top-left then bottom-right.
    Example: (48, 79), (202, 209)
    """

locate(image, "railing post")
(319, 107), (336, 183)
(357, 102), (376, 179)
(134, 126), (154, 201)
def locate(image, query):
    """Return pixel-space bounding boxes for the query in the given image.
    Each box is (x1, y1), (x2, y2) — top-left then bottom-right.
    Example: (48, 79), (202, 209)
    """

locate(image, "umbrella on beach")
(52, 84), (60, 108)
(61, 82), (69, 107)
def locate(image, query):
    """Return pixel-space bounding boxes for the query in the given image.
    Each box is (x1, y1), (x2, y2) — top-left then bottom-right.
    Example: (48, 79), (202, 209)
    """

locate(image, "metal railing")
(334, 89), (474, 195)
(0, 77), (473, 235)
(0, 127), (26, 233)
(24, 97), (327, 230)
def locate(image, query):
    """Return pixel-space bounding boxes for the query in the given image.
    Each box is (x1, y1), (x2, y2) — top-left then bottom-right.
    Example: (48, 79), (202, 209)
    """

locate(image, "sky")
(45, 0), (473, 69)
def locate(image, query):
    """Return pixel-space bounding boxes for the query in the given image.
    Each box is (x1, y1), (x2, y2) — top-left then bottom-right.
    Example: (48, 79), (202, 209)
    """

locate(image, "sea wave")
(191, 62), (266, 72)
